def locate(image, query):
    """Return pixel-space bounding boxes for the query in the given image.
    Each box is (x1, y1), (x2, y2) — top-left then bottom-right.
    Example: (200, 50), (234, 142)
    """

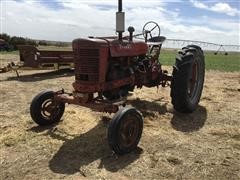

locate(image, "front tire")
(108, 107), (143, 155)
(171, 45), (205, 113)
(30, 90), (65, 126)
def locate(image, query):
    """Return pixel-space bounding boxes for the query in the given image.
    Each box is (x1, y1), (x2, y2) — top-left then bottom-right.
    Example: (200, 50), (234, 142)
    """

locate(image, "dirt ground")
(0, 66), (240, 179)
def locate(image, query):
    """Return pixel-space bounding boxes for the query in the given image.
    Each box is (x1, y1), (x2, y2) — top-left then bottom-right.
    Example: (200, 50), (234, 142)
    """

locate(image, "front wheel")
(108, 107), (143, 155)
(171, 45), (205, 113)
(30, 90), (65, 126)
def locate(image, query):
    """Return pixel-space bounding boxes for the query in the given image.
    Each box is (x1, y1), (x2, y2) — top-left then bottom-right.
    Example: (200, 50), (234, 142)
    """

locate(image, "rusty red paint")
(54, 93), (119, 113)
(72, 75), (135, 93)
(189, 62), (197, 97)
(64, 35), (173, 113)
(109, 40), (148, 57)
(53, 36), (171, 113)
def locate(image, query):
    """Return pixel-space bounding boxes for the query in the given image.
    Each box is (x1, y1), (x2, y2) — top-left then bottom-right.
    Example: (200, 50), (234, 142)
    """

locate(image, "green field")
(1, 48), (240, 72)
(160, 49), (240, 72)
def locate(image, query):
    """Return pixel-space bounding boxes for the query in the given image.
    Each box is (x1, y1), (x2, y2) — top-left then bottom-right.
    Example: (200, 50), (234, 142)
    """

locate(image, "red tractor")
(30, 0), (205, 155)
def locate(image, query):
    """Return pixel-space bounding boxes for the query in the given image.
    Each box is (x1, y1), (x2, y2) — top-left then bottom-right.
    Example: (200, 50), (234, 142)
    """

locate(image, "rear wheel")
(171, 45), (205, 113)
(30, 90), (65, 126)
(108, 107), (143, 155)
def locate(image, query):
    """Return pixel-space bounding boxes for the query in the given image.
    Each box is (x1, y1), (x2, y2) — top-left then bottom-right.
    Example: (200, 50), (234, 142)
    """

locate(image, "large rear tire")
(30, 90), (65, 126)
(171, 45), (205, 113)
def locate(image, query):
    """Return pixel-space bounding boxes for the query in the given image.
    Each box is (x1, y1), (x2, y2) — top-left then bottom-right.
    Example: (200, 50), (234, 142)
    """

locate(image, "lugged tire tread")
(171, 45), (205, 113)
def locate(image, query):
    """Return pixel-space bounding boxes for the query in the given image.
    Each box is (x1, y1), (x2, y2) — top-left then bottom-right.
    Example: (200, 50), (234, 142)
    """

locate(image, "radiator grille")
(75, 49), (99, 82)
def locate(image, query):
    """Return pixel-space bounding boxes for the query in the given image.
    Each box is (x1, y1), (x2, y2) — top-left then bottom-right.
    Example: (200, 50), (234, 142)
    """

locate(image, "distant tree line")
(0, 33), (37, 51)
(0, 33), (70, 51)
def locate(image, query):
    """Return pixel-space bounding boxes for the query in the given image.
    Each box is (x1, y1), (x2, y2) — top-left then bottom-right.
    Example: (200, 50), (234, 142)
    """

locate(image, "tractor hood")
(72, 38), (109, 50)
(108, 39), (148, 57)
(72, 37), (148, 57)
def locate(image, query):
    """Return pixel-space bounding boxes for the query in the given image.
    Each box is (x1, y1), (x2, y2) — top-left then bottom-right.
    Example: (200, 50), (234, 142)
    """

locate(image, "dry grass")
(0, 55), (240, 179)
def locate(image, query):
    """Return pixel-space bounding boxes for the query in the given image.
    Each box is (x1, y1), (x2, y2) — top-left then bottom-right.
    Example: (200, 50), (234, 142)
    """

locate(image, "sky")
(0, 0), (239, 47)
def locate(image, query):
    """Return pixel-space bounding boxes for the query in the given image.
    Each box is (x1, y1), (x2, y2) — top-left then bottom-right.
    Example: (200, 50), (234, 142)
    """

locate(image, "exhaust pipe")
(116, 0), (125, 41)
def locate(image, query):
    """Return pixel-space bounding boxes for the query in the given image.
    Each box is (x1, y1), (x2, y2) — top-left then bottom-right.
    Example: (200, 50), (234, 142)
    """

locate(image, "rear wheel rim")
(188, 61), (199, 99)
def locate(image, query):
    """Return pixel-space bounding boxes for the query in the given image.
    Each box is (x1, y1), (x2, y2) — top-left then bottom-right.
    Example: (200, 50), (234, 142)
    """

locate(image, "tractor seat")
(148, 36), (166, 43)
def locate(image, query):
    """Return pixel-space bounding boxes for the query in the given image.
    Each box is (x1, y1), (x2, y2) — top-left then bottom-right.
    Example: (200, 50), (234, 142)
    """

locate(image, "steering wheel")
(142, 21), (161, 39)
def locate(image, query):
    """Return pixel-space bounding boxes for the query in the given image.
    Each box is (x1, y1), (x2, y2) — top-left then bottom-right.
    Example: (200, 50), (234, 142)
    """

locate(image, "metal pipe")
(119, 33), (122, 41)
(118, 0), (122, 12)
(118, 0), (123, 40)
